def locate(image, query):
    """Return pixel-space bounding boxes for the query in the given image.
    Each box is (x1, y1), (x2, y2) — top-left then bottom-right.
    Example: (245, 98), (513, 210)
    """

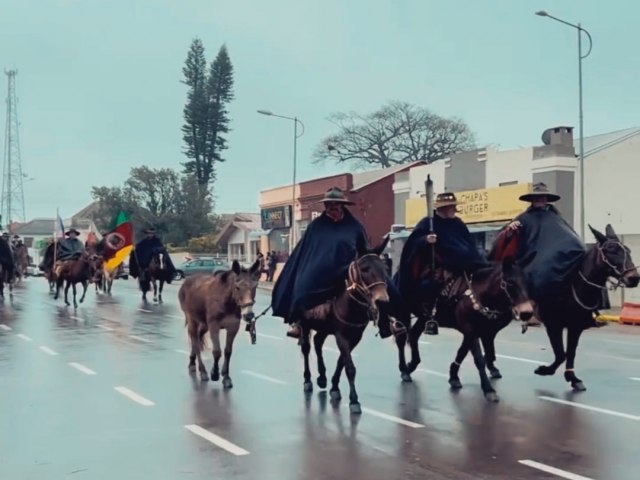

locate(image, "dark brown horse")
(54, 253), (104, 309)
(13, 244), (29, 283)
(140, 251), (173, 303)
(298, 240), (389, 414)
(0, 237), (15, 299)
(526, 225), (639, 391)
(179, 260), (261, 388)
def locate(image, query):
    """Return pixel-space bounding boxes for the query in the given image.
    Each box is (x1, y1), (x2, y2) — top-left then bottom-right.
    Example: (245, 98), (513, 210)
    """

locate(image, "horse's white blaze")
(370, 285), (389, 303)
(515, 300), (534, 315)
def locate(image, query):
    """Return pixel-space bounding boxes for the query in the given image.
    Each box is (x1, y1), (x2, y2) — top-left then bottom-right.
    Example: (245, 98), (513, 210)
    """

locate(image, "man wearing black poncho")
(394, 192), (489, 335)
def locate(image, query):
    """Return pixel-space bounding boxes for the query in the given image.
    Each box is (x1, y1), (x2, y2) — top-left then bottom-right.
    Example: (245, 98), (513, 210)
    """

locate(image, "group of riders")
(272, 182), (604, 339)
(0, 232), (30, 281)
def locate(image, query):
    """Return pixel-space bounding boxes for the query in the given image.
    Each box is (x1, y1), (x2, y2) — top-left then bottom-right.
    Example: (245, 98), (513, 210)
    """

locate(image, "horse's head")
(230, 259), (261, 322)
(589, 224), (640, 288)
(347, 236), (390, 304)
(500, 254), (535, 321)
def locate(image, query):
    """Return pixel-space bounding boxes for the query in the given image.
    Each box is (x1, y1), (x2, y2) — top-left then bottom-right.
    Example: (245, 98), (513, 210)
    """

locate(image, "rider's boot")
(286, 321), (302, 339)
(422, 301), (439, 336)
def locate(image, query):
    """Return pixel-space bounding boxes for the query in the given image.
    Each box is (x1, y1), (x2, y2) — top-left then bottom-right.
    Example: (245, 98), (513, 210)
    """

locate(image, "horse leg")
(470, 337), (499, 402)
(72, 283), (78, 309)
(336, 331), (364, 414)
(301, 329), (313, 393)
(535, 323), (566, 376)
(209, 322), (222, 382)
(79, 281), (88, 303)
(64, 281), (71, 306)
(186, 316), (198, 374)
(158, 280), (164, 304)
(220, 321), (240, 389)
(395, 323), (412, 383)
(481, 332), (502, 379)
(153, 279), (158, 303)
(407, 314), (426, 373)
(313, 330), (328, 389)
(449, 336), (473, 390)
(329, 355), (344, 402)
(564, 324), (587, 391)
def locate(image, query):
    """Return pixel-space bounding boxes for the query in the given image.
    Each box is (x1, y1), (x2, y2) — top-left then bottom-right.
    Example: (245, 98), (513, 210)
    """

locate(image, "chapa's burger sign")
(261, 206), (292, 230)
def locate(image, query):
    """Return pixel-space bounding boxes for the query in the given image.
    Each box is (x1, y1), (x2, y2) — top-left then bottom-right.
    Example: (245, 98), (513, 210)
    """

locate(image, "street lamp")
(535, 10), (593, 240)
(257, 109), (305, 251)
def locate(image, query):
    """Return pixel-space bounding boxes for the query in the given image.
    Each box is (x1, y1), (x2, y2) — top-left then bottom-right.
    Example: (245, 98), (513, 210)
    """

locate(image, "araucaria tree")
(181, 39), (235, 188)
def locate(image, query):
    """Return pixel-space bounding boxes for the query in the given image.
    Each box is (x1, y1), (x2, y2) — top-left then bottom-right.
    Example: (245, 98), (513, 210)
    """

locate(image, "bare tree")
(313, 101), (475, 168)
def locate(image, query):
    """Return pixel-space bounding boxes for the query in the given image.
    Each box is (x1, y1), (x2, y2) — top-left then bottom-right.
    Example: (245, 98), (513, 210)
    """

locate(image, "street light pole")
(535, 11), (593, 240)
(257, 110), (305, 252)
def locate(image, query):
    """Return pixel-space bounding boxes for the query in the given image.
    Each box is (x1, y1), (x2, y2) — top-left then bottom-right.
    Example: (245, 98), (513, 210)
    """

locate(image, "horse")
(54, 253), (104, 309)
(297, 240), (389, 414)
(139, 251), (173, 303)
(12, 243), (29, 283)
(40, 243), (58, 293)
(0, 238), (16, 299)
(179, 260), (261, 388)
(98, 265), (119, 296)
(523, 224), (638, 391)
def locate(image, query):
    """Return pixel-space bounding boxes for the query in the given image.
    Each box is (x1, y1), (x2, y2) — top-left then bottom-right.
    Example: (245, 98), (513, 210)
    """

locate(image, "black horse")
(130, 250), (174, 303)
(0, 237), (16, 299)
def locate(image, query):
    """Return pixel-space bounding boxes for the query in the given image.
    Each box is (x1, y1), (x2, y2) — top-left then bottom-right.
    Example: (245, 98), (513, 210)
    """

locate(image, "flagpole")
(53, 208), (59, 266)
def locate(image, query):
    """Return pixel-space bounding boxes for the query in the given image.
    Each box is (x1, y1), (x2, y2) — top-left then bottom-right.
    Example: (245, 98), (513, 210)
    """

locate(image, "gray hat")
(519, 182), (561, 203)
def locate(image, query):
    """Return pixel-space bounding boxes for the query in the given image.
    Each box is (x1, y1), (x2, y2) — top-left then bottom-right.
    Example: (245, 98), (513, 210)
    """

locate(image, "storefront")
(260, 205), (292, 254)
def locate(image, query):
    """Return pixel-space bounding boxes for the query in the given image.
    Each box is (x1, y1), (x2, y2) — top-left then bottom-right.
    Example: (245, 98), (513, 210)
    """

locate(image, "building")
(213, 213), (262, 263)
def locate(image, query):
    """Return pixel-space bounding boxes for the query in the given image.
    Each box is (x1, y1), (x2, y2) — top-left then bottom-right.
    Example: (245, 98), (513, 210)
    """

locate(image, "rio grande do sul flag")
(102, 211), (133, 272)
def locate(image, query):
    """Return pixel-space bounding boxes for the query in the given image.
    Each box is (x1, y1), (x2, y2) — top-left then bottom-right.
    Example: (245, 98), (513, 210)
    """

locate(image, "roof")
(13, 218), (55, 236)
(72, 201), (100, 220)
(213, 212), (261, 245)
(352, 161), (423, 191)
(578, 127), (640, 157)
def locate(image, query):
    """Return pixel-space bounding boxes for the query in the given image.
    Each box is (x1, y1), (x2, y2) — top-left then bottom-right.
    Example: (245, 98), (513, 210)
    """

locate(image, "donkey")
(140, 251), (172, 303)
(54, 253), (104, 309)
(298, 240), (389, 414)
(179, 259), (261, 389)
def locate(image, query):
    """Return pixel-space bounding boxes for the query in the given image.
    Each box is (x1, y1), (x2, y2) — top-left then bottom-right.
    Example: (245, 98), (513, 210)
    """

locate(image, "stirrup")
(424, 319), (439, 336)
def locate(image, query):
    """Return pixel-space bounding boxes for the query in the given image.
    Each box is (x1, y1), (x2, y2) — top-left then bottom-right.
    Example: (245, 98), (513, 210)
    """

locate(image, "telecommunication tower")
(1, 69), (26, 231)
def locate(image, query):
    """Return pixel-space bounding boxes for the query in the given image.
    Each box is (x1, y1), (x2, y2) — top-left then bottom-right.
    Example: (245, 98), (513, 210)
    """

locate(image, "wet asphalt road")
(1, 278), (639, 480)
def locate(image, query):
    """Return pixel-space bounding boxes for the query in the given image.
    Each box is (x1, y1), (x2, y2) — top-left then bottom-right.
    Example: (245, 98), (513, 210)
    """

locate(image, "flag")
(102, 211), (134, 272)
(54, 211), (65, 239)
(85, 222), (102, 246)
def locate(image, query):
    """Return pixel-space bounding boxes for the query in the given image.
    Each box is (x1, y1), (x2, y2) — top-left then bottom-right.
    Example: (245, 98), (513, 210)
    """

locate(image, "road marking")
(96, 324), (114, 331)
(416, 368), (448, 378)
(419, 340), (431, 345)
(138, 308), (153, 313)
(496, 354), (544, 365)
(0, 324), (11, 331)
(68, 362), (97, 376)
(539, 396), (640, 421)
(241, 370), (289, 385)
(518, 460), (594, 480)
(70, 316), (83, 321)
(114, 386), (155, 406)
(185, 424), (250, 456)
(361, 407), (425, 428)
(39, 346), (59, 356)
(129, 335), (154, 343)
(175, 349), (190, 356)
(16, 333), (32, 342)
(324, 346), (357, 357)
(630, 377), (640, 382)
(256, 333), (283, 341)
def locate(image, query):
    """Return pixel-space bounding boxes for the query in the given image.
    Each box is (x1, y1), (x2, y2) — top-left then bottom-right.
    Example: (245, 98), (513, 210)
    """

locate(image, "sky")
(1, 0), (638, 221)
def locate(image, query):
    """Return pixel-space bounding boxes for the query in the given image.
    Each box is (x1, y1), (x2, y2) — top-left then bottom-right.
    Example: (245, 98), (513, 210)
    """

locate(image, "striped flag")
(102, 211), (133, 273)
(54, 211), (65, 239)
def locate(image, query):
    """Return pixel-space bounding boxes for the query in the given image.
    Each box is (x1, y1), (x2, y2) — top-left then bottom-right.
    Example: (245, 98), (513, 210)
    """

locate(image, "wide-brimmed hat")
(318, 187), (355, 205)
(65, 228), (80, 236)
(144, 227), (157, 234)
(434, 192), (463, 209)
(519, 182), (561, 203)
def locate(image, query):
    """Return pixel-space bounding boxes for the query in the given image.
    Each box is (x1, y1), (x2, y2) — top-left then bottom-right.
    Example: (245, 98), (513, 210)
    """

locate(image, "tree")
(313, 101), (475, 168)
(181, 40), (234, 187)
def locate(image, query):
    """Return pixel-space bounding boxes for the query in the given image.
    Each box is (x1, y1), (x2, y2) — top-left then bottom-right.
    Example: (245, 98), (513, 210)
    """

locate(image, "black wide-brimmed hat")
(144, 227), (157, 234)
(65, 228), (80, 236)
(317, 186), (355, 205)
(434, 192), (463, 209)
(519, 182), (561, 203)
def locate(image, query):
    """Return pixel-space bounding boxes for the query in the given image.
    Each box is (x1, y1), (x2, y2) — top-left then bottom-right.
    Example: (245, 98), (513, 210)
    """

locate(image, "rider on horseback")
(272, 187), (375, 339)
(129, 227), (175, 281)
(394, 192), (489, 335)
(54, 228), (86, 277)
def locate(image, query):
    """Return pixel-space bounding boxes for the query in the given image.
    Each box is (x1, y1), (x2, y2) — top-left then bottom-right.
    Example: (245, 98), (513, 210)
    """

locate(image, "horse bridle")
(345, 254), (387, 306)
(463, 272), (517, 320)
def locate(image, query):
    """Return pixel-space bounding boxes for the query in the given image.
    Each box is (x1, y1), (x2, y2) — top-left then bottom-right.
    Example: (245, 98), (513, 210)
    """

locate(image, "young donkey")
(179, 259), (261, 388)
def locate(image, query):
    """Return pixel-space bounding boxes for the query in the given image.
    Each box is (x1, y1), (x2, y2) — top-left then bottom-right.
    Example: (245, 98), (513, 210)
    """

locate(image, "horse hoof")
(303, 381), (313, 393)
(401, 372), (413, 383)
(222, 377), (233, 389)
(489, 368), (502, 379)
(349, 403), (362, 415)
(572, 381), (587, 392)
(188, 364), (196, 373)
(317, 376), (327, 389)
(211, 372), (220, 382)
(485, 391), (500, 403)
(330, 389), (341, 401)
(199, 371), (209, 382)
(449, 378), (463, 390)
(535, 365), (555, 376)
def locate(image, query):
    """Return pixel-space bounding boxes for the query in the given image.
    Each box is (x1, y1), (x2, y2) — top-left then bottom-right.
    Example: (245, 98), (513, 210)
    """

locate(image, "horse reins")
(463, 272), (515, 321)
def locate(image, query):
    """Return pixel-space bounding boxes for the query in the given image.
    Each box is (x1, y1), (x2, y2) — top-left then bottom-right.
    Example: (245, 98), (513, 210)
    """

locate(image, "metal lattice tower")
(1, 70), (26, 231)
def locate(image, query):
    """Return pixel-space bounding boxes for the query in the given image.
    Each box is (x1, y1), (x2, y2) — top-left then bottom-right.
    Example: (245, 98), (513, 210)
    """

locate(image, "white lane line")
(39, 346), (59, 356)
(175, 349), (190, 356)
(416, 368), (448, 378)
(70, 316), (83, 321)
(185, 424), (250, 456)
(96, 324), (114, 331)
(138, 308), (153, 313)
(539, 396), (640, 421)
(324, 346), (358, 358)
(0, 324), (11, 331)
(129, 335), (154, 343)
(241, 370), (289, 385)
(114, 386), (155, 406)
(496, 354), (544, 365)
(361, 407), (425, 429)
(16, 333), (32, 342)
(257, 333), (283, 341)
(629, 377), (640, 382)
(518, 460), (594, 480)
(419, 340), (431, 345)
(68, 362), (97, 376)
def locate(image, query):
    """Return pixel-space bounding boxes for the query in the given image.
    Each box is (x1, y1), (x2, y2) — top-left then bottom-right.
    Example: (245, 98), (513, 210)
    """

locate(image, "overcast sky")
(1, 0), (638, 221)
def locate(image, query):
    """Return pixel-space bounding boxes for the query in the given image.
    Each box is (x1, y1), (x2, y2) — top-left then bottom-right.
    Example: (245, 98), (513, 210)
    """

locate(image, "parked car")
(174, 258), (229, 280)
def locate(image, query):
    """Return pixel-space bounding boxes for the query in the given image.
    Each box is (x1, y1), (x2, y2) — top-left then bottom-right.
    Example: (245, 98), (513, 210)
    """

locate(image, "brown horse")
(179, 260), (261, 388)
(54, 253), (104, 309)
(299, 240), (389, 414)
(98, 266), (118, 296)
(13, 244), (29, 283)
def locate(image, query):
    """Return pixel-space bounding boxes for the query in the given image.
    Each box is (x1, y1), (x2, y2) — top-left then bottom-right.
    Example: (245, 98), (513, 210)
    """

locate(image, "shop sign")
(261, 206), (292, 230)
